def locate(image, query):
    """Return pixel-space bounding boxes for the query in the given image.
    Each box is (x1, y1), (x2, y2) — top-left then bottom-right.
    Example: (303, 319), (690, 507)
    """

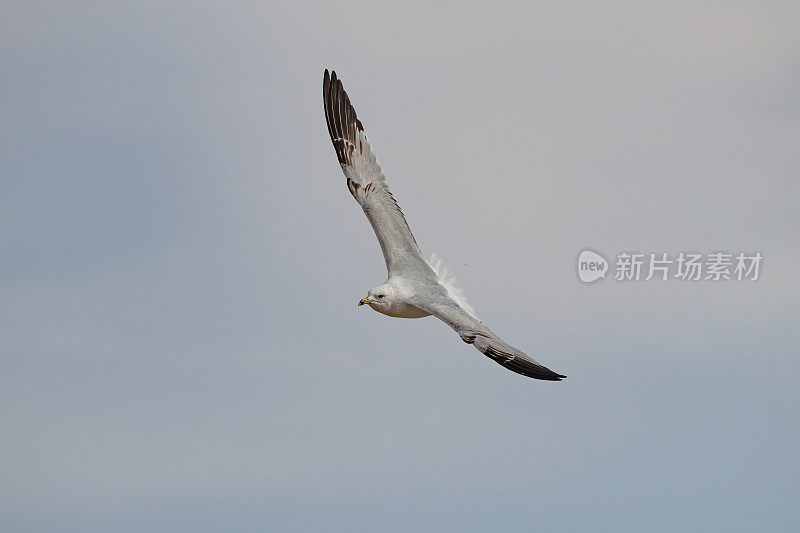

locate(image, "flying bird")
(322, 69), (565, 381)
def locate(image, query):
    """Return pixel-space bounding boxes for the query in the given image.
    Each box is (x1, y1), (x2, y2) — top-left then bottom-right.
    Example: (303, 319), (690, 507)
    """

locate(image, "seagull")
(322, 69), (565, 381)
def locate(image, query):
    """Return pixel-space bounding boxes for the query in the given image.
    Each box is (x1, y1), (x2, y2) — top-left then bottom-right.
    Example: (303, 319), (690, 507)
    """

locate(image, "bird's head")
(358, 283), (397, 311)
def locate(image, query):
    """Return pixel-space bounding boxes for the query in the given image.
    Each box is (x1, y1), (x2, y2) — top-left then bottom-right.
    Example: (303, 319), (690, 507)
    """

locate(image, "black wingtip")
(535, 371), (567, 381)
(485, 345), (567, 381)
(504, 359), (566, 381)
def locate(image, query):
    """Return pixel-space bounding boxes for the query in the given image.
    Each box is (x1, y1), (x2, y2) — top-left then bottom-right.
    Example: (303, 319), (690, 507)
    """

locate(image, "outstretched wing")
(323, 69), (428, 276)
(410, 294), (566, 381)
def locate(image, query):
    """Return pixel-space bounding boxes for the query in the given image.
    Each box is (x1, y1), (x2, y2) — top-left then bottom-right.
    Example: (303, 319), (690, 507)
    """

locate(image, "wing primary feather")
(344, 89), (353, 145)
(329, 73), (340, 142)
(323, 70), (335, 144)
(331, 76), (342, 155)
(336, 80), (347, 154)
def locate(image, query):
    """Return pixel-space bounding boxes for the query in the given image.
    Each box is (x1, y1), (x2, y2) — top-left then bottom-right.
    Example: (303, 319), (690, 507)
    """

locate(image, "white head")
(358, 282), (398, 312)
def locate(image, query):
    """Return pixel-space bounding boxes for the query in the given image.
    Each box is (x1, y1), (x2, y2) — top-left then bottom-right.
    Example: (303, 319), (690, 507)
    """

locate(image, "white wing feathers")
(428, 254), (479, 320)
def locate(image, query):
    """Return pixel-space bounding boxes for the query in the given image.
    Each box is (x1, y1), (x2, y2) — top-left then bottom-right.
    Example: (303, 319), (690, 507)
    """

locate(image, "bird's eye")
(377, 294), (384, 299)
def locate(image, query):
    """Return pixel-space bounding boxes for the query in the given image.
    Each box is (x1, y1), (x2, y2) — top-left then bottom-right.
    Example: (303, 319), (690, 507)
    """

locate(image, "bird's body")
(323, 69), (565, 381)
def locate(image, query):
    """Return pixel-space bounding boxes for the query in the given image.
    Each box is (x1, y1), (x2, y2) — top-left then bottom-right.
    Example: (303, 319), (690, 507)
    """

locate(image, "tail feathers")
(474, 335), (566, 381)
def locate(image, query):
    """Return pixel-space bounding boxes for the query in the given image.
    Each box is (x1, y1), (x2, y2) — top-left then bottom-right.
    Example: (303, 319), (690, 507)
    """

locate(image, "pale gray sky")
(2, 1), (799, 531)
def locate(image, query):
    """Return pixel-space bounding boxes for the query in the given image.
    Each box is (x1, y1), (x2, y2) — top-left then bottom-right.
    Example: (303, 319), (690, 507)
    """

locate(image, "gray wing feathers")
(410, 295), (566, 381)
(473, 334), (566, 381)
(323, 69), (426, 275)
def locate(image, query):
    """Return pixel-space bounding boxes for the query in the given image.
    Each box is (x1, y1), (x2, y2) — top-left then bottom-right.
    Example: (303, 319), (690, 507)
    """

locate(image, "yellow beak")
(358, 298), (373, 306)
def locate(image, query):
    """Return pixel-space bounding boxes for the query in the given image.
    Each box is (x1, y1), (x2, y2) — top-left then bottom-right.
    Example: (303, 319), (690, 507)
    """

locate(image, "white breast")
(373, 300), (431, 318)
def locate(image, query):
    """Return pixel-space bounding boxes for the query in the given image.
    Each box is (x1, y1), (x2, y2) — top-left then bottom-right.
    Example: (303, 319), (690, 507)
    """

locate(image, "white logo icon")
(577, 249), (608, 283)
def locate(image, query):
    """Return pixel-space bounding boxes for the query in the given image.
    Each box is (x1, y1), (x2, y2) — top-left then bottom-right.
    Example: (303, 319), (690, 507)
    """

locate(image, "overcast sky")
(2, 1), (799, 531)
